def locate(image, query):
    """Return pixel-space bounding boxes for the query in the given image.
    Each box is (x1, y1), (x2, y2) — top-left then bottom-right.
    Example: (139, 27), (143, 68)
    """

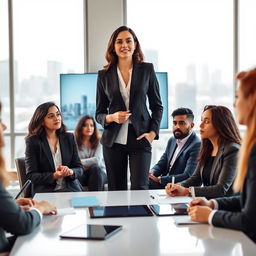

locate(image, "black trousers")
(78, 164), (107, 191)
(103, 125), (152, 190)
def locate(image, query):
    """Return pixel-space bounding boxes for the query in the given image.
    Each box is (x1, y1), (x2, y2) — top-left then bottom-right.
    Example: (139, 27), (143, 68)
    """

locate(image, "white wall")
(87, 0), (125, 72)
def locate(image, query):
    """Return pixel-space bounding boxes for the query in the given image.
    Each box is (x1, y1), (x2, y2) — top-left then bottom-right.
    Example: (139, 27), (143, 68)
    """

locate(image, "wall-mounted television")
(60, 72), (168, 130)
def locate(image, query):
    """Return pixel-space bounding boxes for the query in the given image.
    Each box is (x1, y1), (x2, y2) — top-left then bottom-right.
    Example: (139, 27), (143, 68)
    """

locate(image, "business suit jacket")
(152, 131), (201, 186)
(96, 62), (163, 147)
(0, 183), (41, 252)
(25, 132), (83, 195)
(212, 145), (256, 243)
(181, 142), (240, 198)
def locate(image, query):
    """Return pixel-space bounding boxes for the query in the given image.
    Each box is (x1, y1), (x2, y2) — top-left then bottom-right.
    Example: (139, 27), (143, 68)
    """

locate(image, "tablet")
(60, 224), (122, 240)
(150, 203), (188, 216)
(89, 205), (153, 218)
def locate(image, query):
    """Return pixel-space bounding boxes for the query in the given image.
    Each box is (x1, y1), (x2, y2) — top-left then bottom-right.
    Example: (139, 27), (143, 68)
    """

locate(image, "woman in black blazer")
(0, 102), (56, 253)
(96, 26), (163, 190)
(25, 102), (83, 195)
(165, 105), (241, 199)
(188, 68), (256, 243)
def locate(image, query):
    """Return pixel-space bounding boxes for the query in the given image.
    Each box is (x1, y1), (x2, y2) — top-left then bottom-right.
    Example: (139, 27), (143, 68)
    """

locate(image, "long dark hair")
(74, 115), (100, 151)
(104, 26), (144, 70)
(198, 105), (241, 167)
(27, 102), (67, 137)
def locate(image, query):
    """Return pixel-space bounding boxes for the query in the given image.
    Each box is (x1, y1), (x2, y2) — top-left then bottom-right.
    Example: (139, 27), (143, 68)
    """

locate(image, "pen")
(172, 176), (175, 186)
(150, 195), (155, 199)
(14, 180), (32, 200)
(191, 186), (196, 200)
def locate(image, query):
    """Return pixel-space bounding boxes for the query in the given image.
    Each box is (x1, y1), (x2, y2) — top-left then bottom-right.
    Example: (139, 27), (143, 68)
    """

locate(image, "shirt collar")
(176, 131), (193, 145)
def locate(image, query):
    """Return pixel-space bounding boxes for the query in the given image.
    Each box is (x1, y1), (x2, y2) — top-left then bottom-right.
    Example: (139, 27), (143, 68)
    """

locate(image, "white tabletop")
(10, 190), (256, 256)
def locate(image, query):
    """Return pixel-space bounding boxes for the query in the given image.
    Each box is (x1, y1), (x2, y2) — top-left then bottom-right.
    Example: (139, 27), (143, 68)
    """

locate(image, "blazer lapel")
(41, 137), (55, 171)
(210, 144), (225, 184)
(110, 67), (127, 110)
(167, 139), (178, 167)
(59, 134), (70, 166)
(175, 132), (195, 161)
(129, 64), (141, 109)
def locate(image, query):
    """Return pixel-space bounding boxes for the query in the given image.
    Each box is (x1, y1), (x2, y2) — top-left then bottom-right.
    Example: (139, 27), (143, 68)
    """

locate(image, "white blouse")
(49, 140), (66, 191)
(114, 67), (132, 145)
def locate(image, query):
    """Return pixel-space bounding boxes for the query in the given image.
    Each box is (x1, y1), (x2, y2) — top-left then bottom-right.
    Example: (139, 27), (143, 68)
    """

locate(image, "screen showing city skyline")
(60, 72), (168, 130)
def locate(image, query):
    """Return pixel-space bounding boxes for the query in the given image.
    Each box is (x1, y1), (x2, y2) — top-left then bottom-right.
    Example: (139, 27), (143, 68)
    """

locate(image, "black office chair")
(15, 157), (32, 198)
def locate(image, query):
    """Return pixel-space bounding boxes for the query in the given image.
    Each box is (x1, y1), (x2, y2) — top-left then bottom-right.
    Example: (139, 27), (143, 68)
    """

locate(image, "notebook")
(71, 196), (100, 207)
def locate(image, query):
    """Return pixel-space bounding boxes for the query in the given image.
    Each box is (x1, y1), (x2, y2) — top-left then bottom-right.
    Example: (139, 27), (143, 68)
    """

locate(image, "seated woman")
(188, 68), (256, 243)
(165, 105), (241, 199)
(0, 102), (56, 253)
(25, 102), (83, 195)
(74, 115), (107, 191)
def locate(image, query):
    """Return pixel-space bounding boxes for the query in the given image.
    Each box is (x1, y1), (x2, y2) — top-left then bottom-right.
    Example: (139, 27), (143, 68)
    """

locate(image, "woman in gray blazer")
(165, 105), (241, 199)
(188, 68), (256, 243)
(0, 102), (56, 253)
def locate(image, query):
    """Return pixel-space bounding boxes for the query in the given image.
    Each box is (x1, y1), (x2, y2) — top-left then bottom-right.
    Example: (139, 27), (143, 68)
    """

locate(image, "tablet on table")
(60, 224), (122, 240)
(89, 205), (153, 218)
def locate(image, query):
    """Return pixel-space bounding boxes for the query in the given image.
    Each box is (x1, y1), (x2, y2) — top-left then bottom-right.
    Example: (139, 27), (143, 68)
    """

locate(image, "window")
(239, 0), (256, 71)
(0, 0), (11, 166)
(13, 0), (84, 132)
(127, 0), (234, 128)
(3, 0), (84, 168)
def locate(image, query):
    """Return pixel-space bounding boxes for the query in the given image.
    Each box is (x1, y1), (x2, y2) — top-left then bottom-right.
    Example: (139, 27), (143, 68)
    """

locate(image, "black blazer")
(25, 132), (83, 195)
(212, 145), (256, 243)
(181, 142), (240, 198)
(152, 131), (201, 185)
(96, 62), (163, 147)
(0, 183), (41, 252)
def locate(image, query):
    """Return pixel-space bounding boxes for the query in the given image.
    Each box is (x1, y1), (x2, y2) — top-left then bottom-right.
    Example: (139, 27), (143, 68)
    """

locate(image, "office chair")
(15, 157), (32, 198)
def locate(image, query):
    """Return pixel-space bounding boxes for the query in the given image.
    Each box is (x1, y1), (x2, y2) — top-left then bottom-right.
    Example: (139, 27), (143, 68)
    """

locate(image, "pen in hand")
(172, 176), (175, 185)
(191, 187), (196, 200)
(170, 176), (175, 189)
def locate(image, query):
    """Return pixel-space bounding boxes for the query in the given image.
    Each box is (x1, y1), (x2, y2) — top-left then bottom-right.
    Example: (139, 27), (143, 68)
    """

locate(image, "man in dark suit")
(149, 108), (200, 189)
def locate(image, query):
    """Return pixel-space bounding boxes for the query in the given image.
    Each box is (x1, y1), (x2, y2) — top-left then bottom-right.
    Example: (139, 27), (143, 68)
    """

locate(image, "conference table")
(10, 190), (256, 256)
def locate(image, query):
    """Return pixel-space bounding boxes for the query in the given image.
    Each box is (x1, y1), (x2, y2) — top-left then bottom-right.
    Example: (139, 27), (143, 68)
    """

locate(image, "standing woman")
(25, 102), (83, 195)
(0, 102), (56, 253)
(74, 115), (107, 191)
(188, 69), (256, 242)
(165, 105), (241, 199)
(96, 26), (163, 190)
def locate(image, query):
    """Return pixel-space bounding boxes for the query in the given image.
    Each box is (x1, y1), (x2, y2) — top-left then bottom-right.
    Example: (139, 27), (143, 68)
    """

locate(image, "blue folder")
(71, 196), (100, 207)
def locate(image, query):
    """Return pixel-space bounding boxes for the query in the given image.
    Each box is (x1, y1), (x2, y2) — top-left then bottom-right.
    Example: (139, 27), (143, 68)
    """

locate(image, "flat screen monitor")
(60, 72), (168, 130)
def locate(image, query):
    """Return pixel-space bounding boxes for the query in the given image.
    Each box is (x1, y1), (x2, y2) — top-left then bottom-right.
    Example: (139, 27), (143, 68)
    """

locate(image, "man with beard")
(149, 108), (200, 189)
